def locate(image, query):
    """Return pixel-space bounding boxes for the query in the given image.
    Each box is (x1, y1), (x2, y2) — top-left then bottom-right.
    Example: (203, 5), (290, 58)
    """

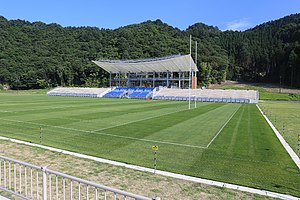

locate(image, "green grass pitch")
(0, 94), (299, 196)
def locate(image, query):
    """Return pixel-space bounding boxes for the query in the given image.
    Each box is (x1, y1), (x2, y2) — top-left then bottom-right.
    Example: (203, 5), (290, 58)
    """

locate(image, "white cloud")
(225, 19), (251, 31)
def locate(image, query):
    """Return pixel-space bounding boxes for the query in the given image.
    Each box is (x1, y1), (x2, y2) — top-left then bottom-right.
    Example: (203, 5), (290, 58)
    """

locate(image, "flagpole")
(189, 35), (192, 110)
(195, 41), (197, 108)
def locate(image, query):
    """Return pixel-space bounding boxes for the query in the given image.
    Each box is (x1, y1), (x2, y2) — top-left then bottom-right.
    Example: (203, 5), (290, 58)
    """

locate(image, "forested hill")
(0, 14), (299, 89)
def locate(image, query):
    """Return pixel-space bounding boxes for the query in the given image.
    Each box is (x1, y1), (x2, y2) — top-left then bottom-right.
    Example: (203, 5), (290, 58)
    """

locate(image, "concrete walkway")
(0, 136), (299, 200)
(0, 194), (11, 200)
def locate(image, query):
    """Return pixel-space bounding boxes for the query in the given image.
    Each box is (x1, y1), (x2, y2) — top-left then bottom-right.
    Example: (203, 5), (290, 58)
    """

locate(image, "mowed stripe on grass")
(0, 94), (299, 197)
(203, 104), (300, 195)
(100, 103), (241, 146)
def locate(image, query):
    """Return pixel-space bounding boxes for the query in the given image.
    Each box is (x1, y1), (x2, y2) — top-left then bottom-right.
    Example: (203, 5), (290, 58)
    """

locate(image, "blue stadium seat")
(104, 87), (154, 99)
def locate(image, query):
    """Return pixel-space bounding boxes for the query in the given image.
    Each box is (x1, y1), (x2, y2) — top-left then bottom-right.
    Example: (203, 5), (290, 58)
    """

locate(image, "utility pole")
(279, 75), (282, 93)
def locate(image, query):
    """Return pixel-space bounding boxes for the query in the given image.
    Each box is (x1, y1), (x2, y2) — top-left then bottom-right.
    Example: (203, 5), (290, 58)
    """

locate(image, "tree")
(288, 49), (297, 87)
(0, 13), (299, 89)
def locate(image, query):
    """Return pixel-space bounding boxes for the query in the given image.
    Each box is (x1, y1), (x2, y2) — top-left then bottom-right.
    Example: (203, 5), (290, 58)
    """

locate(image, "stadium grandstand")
(153, 88), (258, 103)
(47, 54), (259, 103)
(47, 87), (110, 97)
(92, 54), (198, 89)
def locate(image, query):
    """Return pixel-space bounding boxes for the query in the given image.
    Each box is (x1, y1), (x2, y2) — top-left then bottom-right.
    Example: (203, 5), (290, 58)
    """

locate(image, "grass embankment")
(0, 88), (48, 95)
(259, 101), (300, 154)
(216, 83), (300, 101)
(0, 95), (299, 196)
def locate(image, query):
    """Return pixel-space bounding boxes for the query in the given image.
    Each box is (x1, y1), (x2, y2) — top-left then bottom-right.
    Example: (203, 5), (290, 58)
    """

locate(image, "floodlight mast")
(189, 35), (192, 110)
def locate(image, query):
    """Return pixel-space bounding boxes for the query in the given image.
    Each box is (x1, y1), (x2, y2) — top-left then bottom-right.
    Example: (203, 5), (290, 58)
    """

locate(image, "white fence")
(0, 155), (158, 200)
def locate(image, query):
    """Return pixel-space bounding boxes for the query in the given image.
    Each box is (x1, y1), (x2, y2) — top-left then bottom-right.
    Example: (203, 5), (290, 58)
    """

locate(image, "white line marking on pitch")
(0, 116), (207, 149)
(0, 136), (298, 200)
(0, 103), (236, 149)
(90, 131), (208, 149)
(0, 110), (15, 113)
(0, 118), (92, 134)
(93, 104), (193, 132)
(206, 104), (241, 148)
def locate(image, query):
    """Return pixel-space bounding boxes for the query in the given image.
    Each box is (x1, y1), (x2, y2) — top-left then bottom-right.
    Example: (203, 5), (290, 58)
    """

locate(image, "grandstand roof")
(92, 54), (198, 73)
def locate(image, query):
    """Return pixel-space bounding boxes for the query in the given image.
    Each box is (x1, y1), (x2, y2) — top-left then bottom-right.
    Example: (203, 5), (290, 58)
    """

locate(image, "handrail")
(0, 156), (40, 171)
(0, 155), (157, 200)
(46, 168), (153, 200)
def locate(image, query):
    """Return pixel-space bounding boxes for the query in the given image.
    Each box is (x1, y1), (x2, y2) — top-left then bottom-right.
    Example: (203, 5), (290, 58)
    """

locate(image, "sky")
(0, 0), (299, 31)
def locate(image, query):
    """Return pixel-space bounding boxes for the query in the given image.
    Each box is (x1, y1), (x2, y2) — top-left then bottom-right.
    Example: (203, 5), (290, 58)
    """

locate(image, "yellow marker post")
(152, 145), (159, 151)
(152, 145), (158, 174)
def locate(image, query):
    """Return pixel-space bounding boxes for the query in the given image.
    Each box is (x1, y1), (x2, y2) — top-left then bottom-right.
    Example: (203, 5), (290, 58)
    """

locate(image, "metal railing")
(0, 155), (159, 200)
